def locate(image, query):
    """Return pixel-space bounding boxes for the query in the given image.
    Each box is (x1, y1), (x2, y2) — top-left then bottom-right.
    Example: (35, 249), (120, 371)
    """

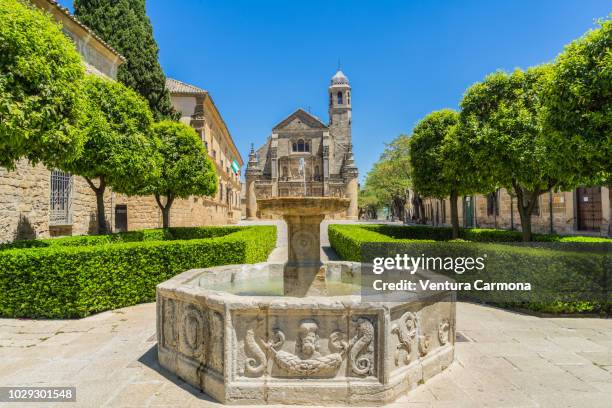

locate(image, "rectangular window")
(115, 204), (128, 232)
(49, 170), (73, 226)
(486, 192), (499, 216)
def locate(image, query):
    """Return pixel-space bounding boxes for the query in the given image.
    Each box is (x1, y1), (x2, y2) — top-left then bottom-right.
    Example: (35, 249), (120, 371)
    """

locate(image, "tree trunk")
(513, 182), (540, 242)
(161, 207), (170, 229)
(449, 190), (460, 239)
(85, 177), (108, 234)
(155, 194), (174, 228)
(393, 196), (405, 222)
(517, 206), (532, 242)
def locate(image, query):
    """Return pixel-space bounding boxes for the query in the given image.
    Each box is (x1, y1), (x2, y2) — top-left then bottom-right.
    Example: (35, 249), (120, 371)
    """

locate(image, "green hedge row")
(0, 226), (244, 251)
(0, 226), (276, 318)
(328, 224), (610, 314)
(356, 224), (612, 243)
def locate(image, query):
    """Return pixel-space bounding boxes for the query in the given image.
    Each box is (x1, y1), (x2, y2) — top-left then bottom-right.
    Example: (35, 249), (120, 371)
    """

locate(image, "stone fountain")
(157, 197), (455, 406)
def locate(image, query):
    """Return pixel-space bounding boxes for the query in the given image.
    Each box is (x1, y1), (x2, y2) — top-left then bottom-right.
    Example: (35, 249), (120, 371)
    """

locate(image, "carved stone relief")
(208, 310), (224, 373)
(162, 298), (177, 349)
(244, 328), (267, 376)
(418, 335), (430, 357)
(349, 317), (375, 377)
(391, 311), (417, 366)
(438, 319), (451, 346)
(179, 303), (206, 360)
(392, 311), (450, 364)
(264, 319), (347, 377)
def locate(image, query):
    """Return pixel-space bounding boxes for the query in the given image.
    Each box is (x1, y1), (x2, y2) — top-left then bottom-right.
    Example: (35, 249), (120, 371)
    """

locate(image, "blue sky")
(60, 0), (610, 181)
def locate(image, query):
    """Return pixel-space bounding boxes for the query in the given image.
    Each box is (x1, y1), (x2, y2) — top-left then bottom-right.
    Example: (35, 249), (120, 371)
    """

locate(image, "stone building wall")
(0, 159), (240, 242)
(411, 187), (611, 236)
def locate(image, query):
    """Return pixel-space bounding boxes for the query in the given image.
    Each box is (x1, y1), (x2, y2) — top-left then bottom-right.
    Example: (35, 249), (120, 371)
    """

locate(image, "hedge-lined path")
(1, 302), (611, 407)
(237, 218), (404, 262)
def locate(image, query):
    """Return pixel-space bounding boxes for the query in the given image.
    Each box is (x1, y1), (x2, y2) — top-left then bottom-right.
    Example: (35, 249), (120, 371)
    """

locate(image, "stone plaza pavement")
(1, 302), (612, 408)
(1, 220), (611, 407)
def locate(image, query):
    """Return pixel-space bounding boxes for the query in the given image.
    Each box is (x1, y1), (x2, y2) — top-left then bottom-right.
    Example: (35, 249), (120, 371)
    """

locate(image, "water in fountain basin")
(208, 275), (360, 296)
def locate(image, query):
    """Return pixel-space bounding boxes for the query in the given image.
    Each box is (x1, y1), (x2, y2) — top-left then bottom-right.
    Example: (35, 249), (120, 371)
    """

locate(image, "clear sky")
(59, 0), (610, 181)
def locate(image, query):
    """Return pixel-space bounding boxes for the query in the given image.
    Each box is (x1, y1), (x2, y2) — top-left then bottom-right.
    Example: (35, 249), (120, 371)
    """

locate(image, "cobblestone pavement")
(1, 302), (611, 408)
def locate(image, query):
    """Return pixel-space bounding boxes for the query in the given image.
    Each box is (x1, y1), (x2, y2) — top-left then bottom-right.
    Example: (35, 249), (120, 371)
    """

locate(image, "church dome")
(331, 70), (349, 85)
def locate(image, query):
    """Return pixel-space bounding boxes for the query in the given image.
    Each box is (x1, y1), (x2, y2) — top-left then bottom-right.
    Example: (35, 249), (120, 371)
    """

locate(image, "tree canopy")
(459, 66), (570, 241)
(361, 135), (412, 221)
(409, 109), (467, 237)
(149, 120), (218, 228)
(74, 0), (177, 120)
(409, 109), (459, 199)
(545, 17), (611, 183)
(64, 75), (159, 233)
(0, 0), (85, 169)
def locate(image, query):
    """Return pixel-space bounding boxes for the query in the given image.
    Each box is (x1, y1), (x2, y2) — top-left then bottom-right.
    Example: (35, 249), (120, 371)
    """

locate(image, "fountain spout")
(256, 197), (350, 296)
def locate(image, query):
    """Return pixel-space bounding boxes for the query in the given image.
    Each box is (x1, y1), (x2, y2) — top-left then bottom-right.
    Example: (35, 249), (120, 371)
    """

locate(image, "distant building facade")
(166, 78), (243, 224)
(0, 1), (240, 242)
(407, 187), (611, 236)
(245, 70), (359, 219)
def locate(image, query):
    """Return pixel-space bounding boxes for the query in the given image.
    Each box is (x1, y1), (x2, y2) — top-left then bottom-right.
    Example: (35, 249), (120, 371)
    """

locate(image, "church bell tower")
(328, 70), (352, 146)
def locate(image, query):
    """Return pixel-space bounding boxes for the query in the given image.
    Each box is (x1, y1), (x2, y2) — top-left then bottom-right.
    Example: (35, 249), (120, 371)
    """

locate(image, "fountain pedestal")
(257, 197), (350, 297)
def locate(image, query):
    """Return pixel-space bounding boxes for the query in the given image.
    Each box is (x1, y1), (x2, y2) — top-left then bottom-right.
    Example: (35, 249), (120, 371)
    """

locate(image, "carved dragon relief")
(392, 312), (451, 365)
(391, 311), (417, 366)
(243, 317), (376, 378)
(244, 328), (267, 376)
(349, 317), (375, 377)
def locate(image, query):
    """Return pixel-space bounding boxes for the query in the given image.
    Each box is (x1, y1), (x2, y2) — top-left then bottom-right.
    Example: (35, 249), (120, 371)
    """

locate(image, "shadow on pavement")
(137, 344), (217, 403)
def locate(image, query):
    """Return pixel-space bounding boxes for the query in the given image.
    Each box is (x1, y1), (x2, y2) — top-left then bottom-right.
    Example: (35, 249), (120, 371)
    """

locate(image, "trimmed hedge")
(354, 224), (612, 243)
(0, 226), (244, 251)
(0, 226), (276, 318)
(329, 224), (610, 314)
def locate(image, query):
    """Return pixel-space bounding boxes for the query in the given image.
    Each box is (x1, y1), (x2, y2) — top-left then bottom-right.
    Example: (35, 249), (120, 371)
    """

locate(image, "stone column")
(283, 213), (326, 297)
(246, 176), (257, 220)
(245, 144), (261, 220)
(343, 144), (359, 220)
(346, 174), (358, 220)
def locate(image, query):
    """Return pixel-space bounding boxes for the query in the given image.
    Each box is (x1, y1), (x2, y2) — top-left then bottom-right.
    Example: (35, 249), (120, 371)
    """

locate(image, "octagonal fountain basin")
(156, 261), (455, 406)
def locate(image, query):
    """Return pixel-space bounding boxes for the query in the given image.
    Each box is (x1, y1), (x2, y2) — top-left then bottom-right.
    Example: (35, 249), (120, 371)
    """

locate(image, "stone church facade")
(245, 70), (359, 219)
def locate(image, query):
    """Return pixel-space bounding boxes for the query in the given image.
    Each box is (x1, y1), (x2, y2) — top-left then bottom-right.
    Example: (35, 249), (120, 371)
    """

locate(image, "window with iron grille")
(49, 170), (73, 226)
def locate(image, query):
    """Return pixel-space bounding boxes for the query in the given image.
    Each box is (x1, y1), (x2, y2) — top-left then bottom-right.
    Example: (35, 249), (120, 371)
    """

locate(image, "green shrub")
(0, 226), (276, 318)
(0, 226), (245, 251)
(328, 225), (434, 261)
(328, 224), (610, 314)
(363, 225), (454, 241)
(332, 224), (612, 243)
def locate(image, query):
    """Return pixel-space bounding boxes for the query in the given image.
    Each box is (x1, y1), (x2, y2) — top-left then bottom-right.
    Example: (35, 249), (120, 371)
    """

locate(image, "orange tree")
(148, 121), (217, 228)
